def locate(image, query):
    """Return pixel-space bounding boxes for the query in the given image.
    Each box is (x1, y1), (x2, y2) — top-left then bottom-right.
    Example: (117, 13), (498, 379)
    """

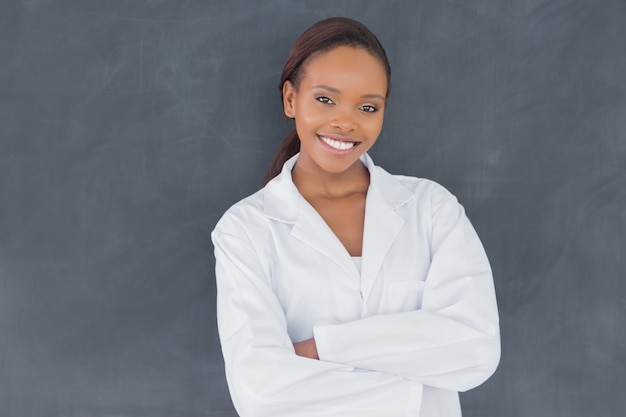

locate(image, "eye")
(315, 96), (335, 105)
(360, 105), (378, 113)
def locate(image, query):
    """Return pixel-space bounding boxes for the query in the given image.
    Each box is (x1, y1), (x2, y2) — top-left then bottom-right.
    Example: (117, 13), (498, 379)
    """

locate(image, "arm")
(212, 220), (422, 417)
(313, 187), (500, 392)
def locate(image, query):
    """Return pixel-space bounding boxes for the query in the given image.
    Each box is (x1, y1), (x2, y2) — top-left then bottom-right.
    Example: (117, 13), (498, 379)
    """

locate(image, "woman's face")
(282, 46), (388, 177)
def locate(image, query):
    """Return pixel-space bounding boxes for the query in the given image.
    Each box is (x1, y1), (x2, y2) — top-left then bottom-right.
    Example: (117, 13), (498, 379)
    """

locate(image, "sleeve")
(212, 215), (423, 417)
(312, 186), (500, 392)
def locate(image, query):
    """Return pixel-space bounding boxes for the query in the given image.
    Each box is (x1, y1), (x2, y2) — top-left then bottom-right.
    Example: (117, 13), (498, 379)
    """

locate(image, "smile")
(319, 135), (358, 151)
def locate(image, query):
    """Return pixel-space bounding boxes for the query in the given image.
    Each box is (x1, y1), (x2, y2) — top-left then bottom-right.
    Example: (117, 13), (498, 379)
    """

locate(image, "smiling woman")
(212, 17), (500, 417)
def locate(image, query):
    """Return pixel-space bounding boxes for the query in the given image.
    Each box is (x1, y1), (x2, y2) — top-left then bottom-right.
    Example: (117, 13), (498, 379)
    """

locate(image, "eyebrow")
(311, 84), (386, 101)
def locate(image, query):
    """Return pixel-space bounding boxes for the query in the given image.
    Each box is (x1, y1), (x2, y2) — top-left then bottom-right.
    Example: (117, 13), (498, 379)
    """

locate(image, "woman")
(212, 17), (500, 417)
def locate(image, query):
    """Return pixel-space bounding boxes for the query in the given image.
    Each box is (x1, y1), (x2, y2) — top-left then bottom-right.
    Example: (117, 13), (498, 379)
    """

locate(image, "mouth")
(318, 135), (360, 152)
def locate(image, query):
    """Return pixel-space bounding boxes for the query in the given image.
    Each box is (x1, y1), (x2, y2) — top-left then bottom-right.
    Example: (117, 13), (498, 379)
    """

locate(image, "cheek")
(363, 114), (385, 138)
(295, 104), (327, 129)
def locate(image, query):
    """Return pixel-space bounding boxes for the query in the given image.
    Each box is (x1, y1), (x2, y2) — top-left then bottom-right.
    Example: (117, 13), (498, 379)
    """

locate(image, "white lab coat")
(212, 153), (500, 417)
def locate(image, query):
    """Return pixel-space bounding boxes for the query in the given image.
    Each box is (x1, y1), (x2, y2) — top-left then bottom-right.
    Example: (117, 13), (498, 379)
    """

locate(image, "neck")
(292, 158), (370, 200)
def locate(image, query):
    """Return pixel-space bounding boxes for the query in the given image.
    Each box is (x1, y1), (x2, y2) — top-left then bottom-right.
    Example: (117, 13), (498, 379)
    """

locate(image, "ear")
(282, 80), (297, 118)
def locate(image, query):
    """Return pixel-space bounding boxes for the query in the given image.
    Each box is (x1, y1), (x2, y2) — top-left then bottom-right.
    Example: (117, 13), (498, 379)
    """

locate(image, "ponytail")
(262, 129), (300, 186)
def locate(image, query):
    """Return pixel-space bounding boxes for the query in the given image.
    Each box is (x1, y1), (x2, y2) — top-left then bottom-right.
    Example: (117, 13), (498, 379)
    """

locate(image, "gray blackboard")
(1, 1), (625, 416)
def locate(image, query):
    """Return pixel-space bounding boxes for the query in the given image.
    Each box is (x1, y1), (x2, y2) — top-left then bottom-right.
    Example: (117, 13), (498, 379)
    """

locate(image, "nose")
(330, 106), (356, 132)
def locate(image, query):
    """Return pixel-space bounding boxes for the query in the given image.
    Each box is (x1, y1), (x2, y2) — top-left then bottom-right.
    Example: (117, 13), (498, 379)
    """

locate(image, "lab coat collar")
(263, 153), (416, 299)
(263, 153), (415, 222)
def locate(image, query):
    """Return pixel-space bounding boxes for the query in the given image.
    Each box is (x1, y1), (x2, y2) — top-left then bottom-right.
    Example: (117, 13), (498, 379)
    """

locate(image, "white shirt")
(212, 153), (500, 417)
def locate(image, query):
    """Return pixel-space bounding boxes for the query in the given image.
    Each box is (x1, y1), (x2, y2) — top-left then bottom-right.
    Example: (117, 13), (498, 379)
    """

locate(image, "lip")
(317, 134), (361, 156)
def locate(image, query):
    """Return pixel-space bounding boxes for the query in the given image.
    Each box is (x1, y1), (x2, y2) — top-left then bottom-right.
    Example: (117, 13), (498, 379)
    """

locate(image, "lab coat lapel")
(264, 154), (359, 279)
(360, 186), (403, 301)
(360, 155), (415, 301)
(291, 202), (358, 278)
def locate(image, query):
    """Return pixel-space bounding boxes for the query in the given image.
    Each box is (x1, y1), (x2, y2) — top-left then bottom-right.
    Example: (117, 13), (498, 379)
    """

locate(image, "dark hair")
(262, 17), (391, 186)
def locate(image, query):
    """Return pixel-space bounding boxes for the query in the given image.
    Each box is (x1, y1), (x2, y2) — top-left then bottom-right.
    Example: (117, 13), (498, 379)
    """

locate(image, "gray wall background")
(1, 0), (625, 416)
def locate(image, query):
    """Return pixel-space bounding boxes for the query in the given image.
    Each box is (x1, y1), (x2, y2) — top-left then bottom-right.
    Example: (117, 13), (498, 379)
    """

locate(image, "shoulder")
(213, 156), (301, 243)
(394, 172), (451, 196)
(369, 161), (458, 210)
(211, 188), (269, 240)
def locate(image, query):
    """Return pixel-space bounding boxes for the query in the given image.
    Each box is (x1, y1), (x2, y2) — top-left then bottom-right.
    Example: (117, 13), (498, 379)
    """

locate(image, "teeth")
(320, 136), (356, 151)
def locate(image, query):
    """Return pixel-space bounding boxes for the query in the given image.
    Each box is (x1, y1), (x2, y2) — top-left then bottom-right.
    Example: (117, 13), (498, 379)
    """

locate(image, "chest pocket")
(384, 280), (425, 313)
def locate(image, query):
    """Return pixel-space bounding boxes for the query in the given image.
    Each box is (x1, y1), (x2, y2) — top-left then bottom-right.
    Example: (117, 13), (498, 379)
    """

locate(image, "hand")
(293, 338), (319, 360)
